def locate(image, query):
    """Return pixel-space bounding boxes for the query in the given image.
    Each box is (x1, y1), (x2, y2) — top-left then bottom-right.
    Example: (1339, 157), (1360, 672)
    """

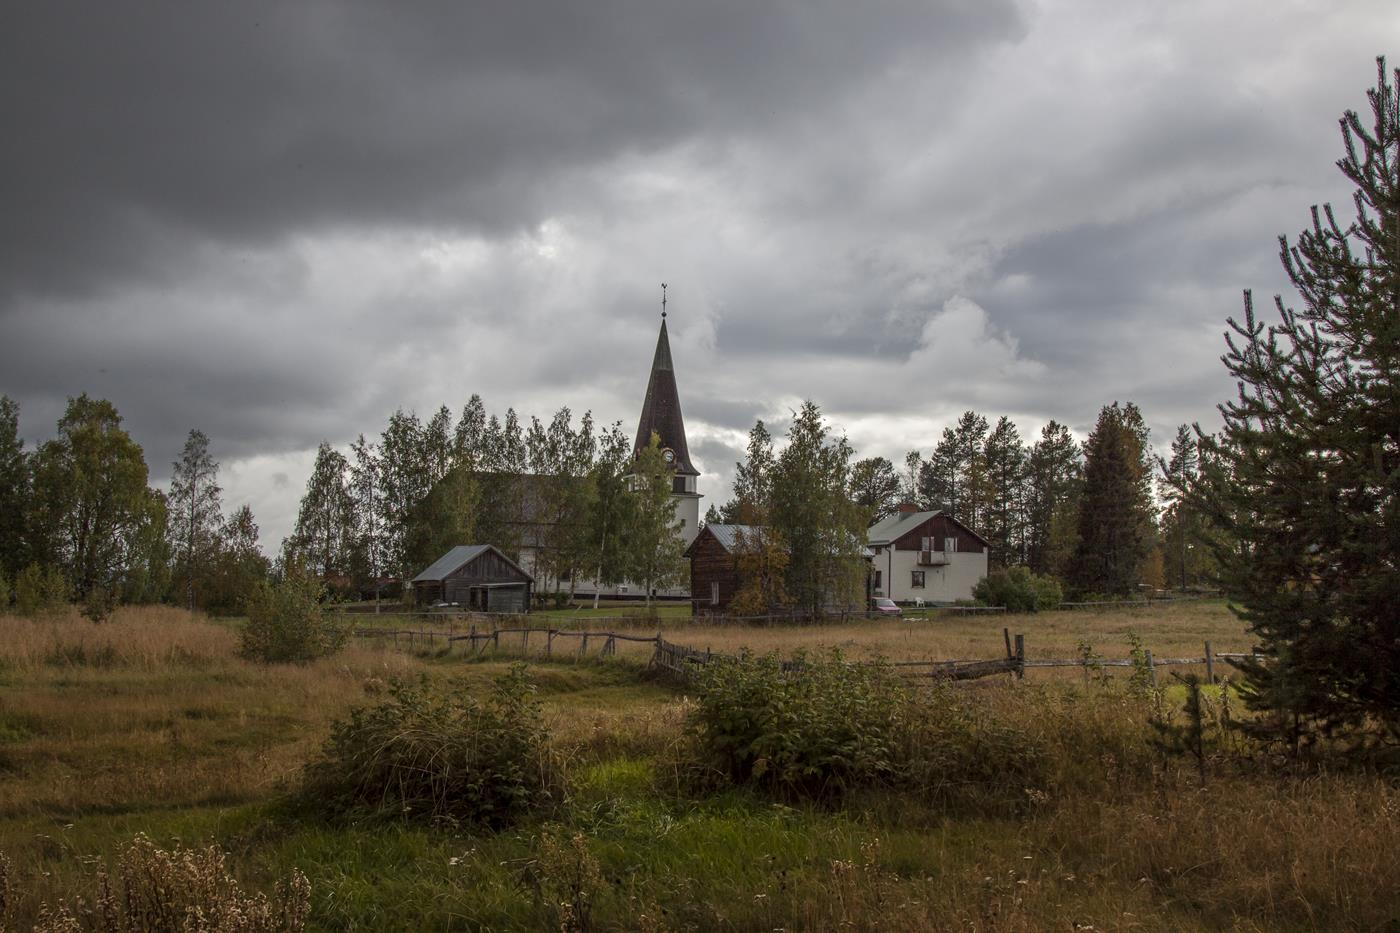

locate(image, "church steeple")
(634, 293), (699, 477)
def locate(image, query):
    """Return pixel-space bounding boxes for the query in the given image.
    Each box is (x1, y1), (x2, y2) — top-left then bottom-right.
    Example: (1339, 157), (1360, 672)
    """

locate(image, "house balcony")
(918, 550), (951, 566)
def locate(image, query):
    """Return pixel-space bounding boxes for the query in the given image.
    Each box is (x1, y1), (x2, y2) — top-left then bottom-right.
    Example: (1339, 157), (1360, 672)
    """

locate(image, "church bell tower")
(634, 284), (702, 545)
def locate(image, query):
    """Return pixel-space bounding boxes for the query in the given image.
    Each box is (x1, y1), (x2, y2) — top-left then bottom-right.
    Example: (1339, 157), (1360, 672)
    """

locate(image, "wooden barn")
(411, 545), (534, 612)
(685, 523), (764, 615)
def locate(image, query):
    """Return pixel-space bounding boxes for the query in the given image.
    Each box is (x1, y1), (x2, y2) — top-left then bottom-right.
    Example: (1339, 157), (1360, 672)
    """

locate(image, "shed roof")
(704, 523), (766, 553)
(690, 524), (875, 559)
(411, 545), (534, 583)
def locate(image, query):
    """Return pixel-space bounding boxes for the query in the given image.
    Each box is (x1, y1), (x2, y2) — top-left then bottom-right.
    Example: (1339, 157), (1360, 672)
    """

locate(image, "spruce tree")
(1068, 402), (1154, 597)
(1185, 59), (1400, 749)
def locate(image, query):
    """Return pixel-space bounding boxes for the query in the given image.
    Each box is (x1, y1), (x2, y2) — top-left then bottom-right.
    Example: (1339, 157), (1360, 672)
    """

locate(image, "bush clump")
(973, 566), (1062, 612)
(12, 563), (68, 618)
(684, 650), (1054, 809)
(239, 571), (346, 664)
(301, 665), (561, 826)
(686, 649), (907, 797)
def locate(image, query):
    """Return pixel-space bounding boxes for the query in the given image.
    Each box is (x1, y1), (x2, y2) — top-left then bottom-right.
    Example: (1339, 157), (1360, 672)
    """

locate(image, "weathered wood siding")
(688, 529), (742, 615)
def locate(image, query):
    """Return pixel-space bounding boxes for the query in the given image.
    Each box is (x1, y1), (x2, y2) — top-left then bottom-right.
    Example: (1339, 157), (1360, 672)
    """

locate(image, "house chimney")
(897, 501), (919, 514)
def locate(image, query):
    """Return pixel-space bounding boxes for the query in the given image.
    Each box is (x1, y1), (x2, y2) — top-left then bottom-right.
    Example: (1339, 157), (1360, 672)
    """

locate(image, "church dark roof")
(633, 319), (698, 476)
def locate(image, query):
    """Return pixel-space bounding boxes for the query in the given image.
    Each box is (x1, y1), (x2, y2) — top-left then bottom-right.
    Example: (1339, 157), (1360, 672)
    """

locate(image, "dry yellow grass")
(469, 599), (1252, 674)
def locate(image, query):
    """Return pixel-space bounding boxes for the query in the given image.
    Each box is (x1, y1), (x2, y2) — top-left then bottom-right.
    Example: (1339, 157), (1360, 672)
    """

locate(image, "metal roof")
(867, 509), (989, 547)
(704, 523), (766, 552)
(699, 523), (875, 559)
(411, 545), (534, 583)
(867, 510), (945, 546)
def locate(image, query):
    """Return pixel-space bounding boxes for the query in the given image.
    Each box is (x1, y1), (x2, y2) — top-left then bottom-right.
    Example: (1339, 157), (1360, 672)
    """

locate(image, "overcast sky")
(3, 2), (1396, 552)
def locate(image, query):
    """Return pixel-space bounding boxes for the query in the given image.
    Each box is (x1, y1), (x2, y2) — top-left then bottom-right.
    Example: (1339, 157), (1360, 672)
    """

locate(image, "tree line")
(0, 396), (269, 614)
(282, 397), (688, 606)
(0, 387), (1225, 615)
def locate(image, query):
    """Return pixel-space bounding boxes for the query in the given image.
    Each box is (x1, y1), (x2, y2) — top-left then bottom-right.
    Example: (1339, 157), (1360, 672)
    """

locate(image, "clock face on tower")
(661, 447), (676, 464)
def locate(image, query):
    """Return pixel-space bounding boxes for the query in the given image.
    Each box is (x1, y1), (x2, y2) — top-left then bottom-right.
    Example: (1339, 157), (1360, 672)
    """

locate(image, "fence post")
(522, 628), (529, 656)
(1146, 649), (1157, 689)
(1014, 634), (1025, 680)
(547, 630), (555, 658)
(580, 634), (589, 660)
(493, 628), (500, 653)
(1003, 627), (1013, 660)
(1204, 641), (1215, 685)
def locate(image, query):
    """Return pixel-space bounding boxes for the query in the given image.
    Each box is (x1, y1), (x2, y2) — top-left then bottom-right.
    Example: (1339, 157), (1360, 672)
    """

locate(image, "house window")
(873, 570), (883, 591)
(710, 581), (720, 606)
(946, 537), (957, 554)
(911, 570), (926, 589)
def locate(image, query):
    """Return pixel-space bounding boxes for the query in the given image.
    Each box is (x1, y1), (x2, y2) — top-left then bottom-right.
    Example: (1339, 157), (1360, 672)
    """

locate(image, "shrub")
(686, 649), (906, 798)
(12, 564), (68, 618)
(0, 572), (9, 611)
(19, 833), (309, 932)
(301, 664), (561, 826)
(973, 566), (1061, 612)
(239, 571), (347, 664)
(81, 585), (118, 624)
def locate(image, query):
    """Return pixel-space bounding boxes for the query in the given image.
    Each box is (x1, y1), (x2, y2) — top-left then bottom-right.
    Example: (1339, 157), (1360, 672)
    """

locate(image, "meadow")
(0, 602), (1395, 931)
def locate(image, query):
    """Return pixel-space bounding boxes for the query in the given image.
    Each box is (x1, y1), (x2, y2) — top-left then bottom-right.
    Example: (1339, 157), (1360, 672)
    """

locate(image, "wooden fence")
(353, 622), (1256, 687)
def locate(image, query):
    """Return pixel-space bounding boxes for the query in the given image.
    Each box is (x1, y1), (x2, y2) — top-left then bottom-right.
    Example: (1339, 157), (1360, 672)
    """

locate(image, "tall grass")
(0, 605), (238, 670)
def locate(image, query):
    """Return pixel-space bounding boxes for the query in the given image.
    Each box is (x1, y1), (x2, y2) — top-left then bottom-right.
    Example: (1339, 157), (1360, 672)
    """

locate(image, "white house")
(866, 506), (989, 604)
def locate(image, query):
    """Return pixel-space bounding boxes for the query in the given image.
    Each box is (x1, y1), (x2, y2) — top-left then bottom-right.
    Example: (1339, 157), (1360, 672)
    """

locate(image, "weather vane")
(661, 282), (667, 319)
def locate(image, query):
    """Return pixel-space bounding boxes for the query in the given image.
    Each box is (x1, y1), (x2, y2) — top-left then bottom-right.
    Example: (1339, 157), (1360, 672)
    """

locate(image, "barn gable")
(412, 544), (534, 612)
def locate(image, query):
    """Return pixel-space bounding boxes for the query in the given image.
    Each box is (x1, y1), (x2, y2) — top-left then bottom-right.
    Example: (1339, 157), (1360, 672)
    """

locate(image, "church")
(516, 309), (703, 600)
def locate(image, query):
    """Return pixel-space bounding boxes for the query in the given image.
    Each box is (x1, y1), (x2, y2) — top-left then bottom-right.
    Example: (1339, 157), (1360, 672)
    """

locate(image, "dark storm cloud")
(0, 0), (1022, 302)
(3, 0), (1397, 549)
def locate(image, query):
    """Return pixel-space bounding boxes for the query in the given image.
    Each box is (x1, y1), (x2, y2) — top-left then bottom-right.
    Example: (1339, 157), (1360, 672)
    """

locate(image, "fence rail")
(351, 624), (1256, 687)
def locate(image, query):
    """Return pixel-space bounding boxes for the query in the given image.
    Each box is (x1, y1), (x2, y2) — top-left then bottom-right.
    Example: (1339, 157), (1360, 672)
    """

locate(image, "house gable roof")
(867, 510), (989, 548)
(411, 544), (535, 583)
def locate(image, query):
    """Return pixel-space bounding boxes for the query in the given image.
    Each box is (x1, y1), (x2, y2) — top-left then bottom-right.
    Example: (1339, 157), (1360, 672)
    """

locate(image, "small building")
(867, 506), (989, 604)
(411, 545), (534, 612)
(685, 523), (764, 614)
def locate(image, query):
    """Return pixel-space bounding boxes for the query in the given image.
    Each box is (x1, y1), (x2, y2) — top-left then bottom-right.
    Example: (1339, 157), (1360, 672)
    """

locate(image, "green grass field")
(0, 603), (1394, 931)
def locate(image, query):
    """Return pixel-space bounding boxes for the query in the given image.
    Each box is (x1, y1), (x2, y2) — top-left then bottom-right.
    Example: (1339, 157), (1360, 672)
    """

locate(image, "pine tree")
(1184, 59), (1400, 748)
(850, 456), (901, 522)
(169, 429), (223, 611)
(1024, 420), (1081, 578)
(981, 417), (1027, 567)
(1068, 402), (1154, 596)
(919, 411), (988, 525)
